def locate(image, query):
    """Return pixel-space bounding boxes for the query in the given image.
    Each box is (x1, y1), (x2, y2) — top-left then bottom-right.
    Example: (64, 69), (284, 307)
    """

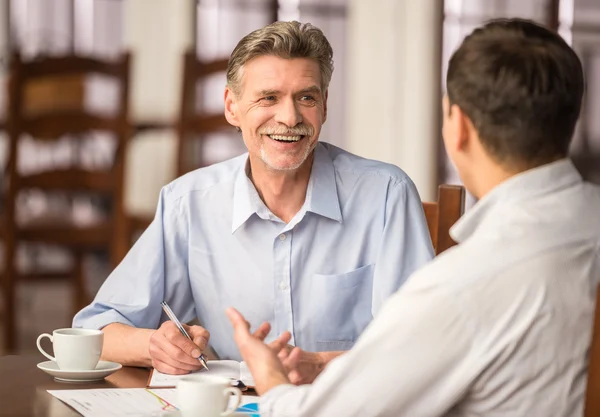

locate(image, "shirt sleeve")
(72, 186), (194, 330)
(371, 177), (435, 314)
(260, 275), (478, 417)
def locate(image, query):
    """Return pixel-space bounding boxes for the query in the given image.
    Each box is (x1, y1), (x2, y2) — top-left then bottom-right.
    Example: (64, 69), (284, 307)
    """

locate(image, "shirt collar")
(450, 159), (582, 243)
(303, 143), (343, 223)
(231, 158), (264, 233)
(231, 143), (342, 233)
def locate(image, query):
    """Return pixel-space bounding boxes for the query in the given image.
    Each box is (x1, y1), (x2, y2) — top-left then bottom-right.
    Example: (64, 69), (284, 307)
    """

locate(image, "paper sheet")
(149, 360), (255, 388)
(48, 389), (178, 417)
(47, 389), (259, 417)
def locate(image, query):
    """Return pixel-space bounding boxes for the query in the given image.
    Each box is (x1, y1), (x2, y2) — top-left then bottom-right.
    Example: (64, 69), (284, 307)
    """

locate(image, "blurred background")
(0, 0), (598, 355)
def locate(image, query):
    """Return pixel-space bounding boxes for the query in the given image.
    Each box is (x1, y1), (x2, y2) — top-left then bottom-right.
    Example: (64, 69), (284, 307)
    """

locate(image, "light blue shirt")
(73, 142), (434, 360)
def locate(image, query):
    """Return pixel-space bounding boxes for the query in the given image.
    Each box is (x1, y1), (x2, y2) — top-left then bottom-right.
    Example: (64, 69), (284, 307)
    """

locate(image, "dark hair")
(446, 18), (584, 168)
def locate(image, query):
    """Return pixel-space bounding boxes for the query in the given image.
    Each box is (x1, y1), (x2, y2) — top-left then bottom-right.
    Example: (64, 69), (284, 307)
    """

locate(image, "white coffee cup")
(177, 374), (242, 417)
(36, 328), (103, 371)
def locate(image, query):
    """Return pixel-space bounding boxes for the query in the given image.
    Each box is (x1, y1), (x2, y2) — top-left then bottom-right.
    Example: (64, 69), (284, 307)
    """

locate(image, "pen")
(160, 301), (209, 371)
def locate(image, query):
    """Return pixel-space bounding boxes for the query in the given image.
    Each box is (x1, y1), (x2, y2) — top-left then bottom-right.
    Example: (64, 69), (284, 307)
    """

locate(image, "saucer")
(37, 360), (122, 382)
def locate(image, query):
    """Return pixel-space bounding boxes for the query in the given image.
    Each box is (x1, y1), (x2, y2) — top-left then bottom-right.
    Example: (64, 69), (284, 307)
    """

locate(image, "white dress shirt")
(261, 159), (600, 417)
(73, 142), (433, 360)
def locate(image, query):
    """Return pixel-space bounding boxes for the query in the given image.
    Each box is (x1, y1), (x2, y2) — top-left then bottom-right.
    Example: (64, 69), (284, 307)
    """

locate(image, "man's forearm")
(101, 323), (154, 367)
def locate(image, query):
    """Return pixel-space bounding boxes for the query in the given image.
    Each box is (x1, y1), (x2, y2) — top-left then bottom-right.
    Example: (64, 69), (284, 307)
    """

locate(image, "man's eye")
(262, 96), (276, 101)
(300, 95), (316, 101)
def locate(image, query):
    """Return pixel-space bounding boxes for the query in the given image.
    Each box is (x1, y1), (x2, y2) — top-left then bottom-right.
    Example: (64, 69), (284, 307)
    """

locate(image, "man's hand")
(148, 321), (210, 375)
(275, 345), (327, 385)
(226, 307), (291, 395)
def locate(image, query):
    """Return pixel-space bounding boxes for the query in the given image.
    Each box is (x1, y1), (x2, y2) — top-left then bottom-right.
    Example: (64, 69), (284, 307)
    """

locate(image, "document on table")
(148, 360), (255, 388)
(47, 388), (259, 417)
(48, 389), (178, 417)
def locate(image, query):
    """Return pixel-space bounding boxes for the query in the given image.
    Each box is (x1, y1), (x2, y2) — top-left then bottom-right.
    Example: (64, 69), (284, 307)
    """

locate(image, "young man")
(73, 21), (433, 379)
(228, 18), (600, 416)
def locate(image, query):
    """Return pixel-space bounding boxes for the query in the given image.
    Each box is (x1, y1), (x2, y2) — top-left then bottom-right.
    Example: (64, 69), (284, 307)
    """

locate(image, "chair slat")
(16, 54), (130, 79)
(585, 287), (600, 417)
(422, 185), (465, 255)
(17, 222), (112, 247)
(21, 112), (120, 138)
(196, 58), (229, 77)
(185, 114), (234, 135)
(17, 170), (114, 193)
(436, 185), (465, 254)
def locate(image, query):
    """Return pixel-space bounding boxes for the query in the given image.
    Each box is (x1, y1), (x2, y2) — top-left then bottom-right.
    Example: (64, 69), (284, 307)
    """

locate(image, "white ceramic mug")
(36, 328), (103, 371)
(177, 374), (242, 417)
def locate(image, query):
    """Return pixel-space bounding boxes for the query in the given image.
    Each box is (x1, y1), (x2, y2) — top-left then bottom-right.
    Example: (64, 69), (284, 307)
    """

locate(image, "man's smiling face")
(224, 55), (327, 172)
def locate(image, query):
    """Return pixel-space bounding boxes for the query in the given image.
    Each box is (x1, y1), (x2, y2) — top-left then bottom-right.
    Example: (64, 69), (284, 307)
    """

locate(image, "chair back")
(177, 51), (235, 177)
(1, 52), (131, 352)
(422, 185), (465, 255)
(585, 287), (600, 417)
(126, 51), (236, 242)
(4, 52), (131, 265)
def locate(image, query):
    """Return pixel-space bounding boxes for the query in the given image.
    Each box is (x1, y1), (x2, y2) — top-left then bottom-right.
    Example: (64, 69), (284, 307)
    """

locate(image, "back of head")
(226, 21), (334, 97)
(447, 19), (584, 170)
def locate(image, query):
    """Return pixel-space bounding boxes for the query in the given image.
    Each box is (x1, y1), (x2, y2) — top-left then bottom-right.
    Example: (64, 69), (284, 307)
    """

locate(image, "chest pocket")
(312, 263), (375, 349)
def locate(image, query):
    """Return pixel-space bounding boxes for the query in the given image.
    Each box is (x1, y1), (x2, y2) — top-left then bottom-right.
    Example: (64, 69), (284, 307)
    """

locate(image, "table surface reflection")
(0, 355), (150, 417)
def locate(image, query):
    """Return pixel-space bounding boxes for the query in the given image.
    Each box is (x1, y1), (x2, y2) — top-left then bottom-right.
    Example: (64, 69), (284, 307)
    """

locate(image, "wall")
(346, 0), (442, 201)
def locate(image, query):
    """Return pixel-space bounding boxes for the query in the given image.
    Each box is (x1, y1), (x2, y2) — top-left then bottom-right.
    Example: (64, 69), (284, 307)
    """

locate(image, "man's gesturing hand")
(226, 307), (291, 395)
(149, 321), (210, 375)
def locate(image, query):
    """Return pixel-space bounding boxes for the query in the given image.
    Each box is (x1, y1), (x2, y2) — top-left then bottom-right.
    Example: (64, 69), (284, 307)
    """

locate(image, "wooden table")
(0, 355), (150, 417)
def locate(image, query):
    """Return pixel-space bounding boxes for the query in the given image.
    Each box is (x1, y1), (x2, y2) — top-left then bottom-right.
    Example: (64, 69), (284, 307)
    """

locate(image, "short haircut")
(226, 21), (334, 98)
(447, 18), (584, 168)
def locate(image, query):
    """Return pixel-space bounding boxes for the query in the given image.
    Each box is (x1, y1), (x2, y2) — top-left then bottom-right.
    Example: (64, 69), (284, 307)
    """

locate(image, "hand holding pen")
(161, 301), (209, 370)
(147, 301), (211, 374)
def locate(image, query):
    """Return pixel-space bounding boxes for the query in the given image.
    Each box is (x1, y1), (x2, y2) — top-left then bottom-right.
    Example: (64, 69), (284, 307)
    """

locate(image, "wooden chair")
(176, 50), (235, 177)
(422, 185), (465, 255)
(1, 52), (131, 352)
(585, 286), (600, 417)
(127, 51), (235, 236)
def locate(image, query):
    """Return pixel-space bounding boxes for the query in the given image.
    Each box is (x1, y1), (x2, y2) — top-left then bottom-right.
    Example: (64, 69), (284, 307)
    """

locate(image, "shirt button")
(279, 282), (289, 290)
(279, 233), (287, 241)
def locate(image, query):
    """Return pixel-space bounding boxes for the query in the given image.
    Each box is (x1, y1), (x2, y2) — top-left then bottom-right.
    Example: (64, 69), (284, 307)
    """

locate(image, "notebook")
(147, 360), (255, 389)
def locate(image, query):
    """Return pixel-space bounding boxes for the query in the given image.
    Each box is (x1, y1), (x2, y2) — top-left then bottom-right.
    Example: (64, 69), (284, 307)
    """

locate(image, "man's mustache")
(257, 124), (314, 136)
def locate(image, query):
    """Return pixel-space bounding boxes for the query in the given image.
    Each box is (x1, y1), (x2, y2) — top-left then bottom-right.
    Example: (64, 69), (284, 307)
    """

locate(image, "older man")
(228, 18), (600, 416)
(73, 20), (433, 380)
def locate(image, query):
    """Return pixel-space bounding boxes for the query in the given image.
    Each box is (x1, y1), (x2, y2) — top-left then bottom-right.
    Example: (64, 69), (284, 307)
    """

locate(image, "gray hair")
(226, 21), (334, 97)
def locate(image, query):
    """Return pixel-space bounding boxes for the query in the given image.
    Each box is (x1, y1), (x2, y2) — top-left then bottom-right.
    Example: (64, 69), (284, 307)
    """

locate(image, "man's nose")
(274, 97), (303, 127)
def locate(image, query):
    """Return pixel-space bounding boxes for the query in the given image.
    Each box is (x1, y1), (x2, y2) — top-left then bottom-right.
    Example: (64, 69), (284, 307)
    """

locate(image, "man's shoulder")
(407, 197), (600, 296)
(403, 228), (536, 295)
(321, 142), (413, 186)
(162, 153), (248, 202)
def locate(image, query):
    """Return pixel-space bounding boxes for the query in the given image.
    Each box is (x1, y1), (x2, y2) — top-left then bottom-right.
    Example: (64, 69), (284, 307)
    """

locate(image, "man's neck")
(248, 155), (314, 224)
(470, 158), (535, 200)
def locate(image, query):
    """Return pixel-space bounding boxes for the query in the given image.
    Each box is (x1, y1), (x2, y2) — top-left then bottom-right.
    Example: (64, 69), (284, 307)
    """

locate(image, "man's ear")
(224, 87), (240, 128)
(449, 102), (470, 152)
(457, 106), (478, 152)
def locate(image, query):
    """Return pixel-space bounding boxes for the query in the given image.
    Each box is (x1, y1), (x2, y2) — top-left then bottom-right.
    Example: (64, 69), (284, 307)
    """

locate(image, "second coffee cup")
(177, 374), (242, 417)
